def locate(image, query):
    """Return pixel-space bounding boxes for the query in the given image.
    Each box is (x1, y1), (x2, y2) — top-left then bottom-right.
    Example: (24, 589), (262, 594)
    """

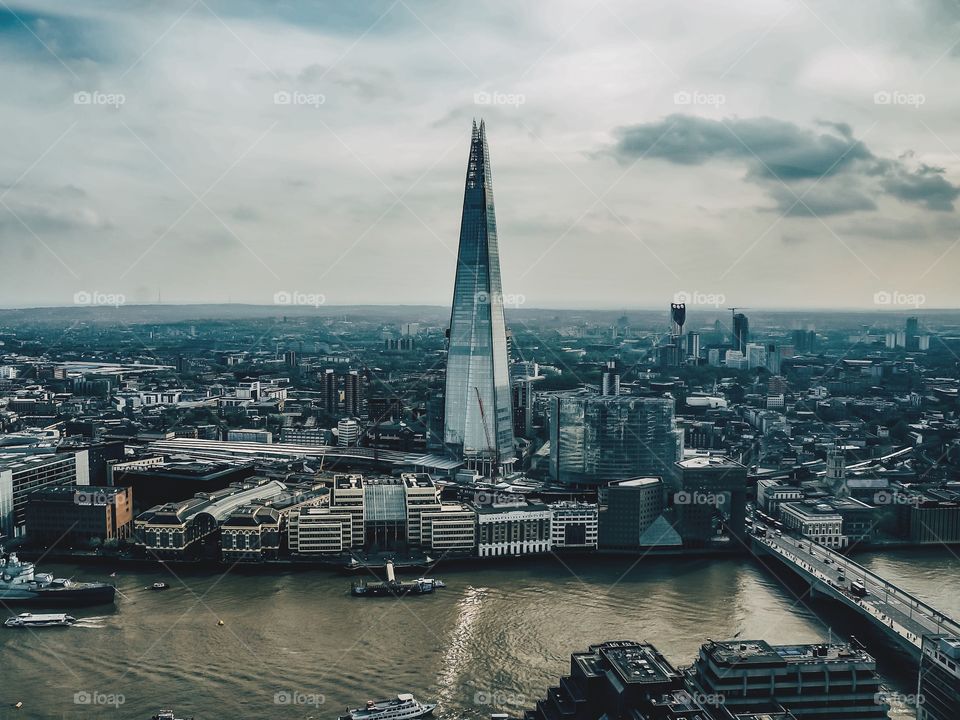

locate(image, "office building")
(733, 313), (750, 353)
(280, 426), (331, 446)
(443, 120), (515, 476)
(602, 359), (621, 396)
(337, 418), (361, 447)
(550, 393), (683, 489)
(288, 506), (354, 555)
(25, 485), (133, 547)
(918, 636), (960, 720)
(674, 455), (747, 547)
(475, 500), (550, 557)
(549, 501), (599, 549)
(689, 640), (889, 719)
(779, 500), (846, 549)
(598, 477), (675, 551)
(523, 640), (704, 720)
(420, 503), (477, 554)
(226, 429), (273, 444)
(0, 451), (90, 538)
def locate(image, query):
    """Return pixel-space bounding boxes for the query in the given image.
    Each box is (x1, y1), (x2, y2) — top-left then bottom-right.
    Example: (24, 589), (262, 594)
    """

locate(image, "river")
(2, 549), (957, 720)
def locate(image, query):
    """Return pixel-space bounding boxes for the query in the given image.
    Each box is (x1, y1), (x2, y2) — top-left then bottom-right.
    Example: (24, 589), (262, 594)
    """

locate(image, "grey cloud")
(608, 114), (960, 214)
(879, 163), (960, 211)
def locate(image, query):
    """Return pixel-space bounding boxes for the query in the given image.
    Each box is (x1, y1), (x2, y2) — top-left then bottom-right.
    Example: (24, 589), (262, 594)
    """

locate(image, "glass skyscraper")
(444, 120), (515, 475)
(549, 392), (683, 488)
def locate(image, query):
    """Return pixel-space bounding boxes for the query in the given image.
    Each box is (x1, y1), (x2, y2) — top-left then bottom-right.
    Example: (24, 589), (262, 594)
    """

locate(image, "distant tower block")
(670, 303), (686, 336)
(602, 359), (620, 396)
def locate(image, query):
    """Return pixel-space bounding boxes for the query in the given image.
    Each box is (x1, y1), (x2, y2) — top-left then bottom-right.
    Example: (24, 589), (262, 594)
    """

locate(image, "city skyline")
(1, 2), (960, 310)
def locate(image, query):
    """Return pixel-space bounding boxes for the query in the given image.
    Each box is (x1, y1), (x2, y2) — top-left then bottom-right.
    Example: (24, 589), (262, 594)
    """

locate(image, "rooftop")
(703, 640), (873, 668)
(678, 455), (743, 470)
(611, 476), (661, 488)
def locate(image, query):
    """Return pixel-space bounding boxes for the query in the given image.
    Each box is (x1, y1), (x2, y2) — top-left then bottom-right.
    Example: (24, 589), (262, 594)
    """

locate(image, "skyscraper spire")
(444, 120), (515, 476)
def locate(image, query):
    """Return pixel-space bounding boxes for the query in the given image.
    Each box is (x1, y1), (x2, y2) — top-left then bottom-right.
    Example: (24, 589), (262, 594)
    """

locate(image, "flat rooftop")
(602, 642), (678, 685)
(611, 477), (661, 488)
(704, 640), (873, 667)
(677, 455), (743, 470)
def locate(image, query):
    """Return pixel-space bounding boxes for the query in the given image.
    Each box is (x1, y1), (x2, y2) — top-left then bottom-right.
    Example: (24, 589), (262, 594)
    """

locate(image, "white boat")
(340, 694), (436, 720)
(4, 612), (77, 628)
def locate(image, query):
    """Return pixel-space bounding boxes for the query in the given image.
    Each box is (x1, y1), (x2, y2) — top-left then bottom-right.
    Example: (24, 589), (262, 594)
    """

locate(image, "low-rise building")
(474, 500), (551, 557)
(757, 478), (803, 517)
(0, 450), (90, 538)
(780, 500), (846, 548)
(420, 503), (476, 554)
(548, 501), (598, 549)
(689, 639), (889, 719)
(135, 479), (288, 560)
(220, 484), (325, 562)
(226, 429), (273, 444)
(25, 485), (133, 547)
(288, 506), (353, 555)
(220, 505), (281, 562)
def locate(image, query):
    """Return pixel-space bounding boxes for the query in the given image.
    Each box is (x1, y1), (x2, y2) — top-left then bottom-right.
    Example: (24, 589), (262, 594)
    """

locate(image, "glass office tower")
(549, 393), (683, 488)
(444, 120), (515, 475)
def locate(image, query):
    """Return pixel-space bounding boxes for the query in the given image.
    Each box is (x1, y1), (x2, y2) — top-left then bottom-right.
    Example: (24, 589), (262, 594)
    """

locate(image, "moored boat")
(0, 551), (115, 606)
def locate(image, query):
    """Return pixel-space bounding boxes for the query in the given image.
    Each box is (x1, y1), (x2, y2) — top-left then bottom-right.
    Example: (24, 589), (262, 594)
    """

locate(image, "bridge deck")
(755, 531), (960, 649)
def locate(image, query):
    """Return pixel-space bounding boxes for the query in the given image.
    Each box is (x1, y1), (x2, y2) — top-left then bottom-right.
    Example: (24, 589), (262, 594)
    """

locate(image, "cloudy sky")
(1, 0), (959, 310)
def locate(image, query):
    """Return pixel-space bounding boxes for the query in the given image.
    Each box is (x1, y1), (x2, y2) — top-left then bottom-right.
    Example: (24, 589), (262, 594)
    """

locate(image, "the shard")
(443, 120), (515, 475)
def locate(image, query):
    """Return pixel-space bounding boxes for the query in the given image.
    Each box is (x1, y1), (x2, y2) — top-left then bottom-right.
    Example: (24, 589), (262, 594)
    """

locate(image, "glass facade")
(444, 120), (515, 472)
(550, 393), (683, 488)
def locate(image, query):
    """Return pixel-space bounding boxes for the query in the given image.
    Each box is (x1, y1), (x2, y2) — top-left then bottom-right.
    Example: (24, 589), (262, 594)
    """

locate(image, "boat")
(4, 612), (77, 628)
(351, 560), (445, 598)
(151, 582), (169, 591)
(0, 551), (115, 606)
(339, 694), (436, 720)
(351, 578), (442, 597)
(152, 712), (193, 720)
